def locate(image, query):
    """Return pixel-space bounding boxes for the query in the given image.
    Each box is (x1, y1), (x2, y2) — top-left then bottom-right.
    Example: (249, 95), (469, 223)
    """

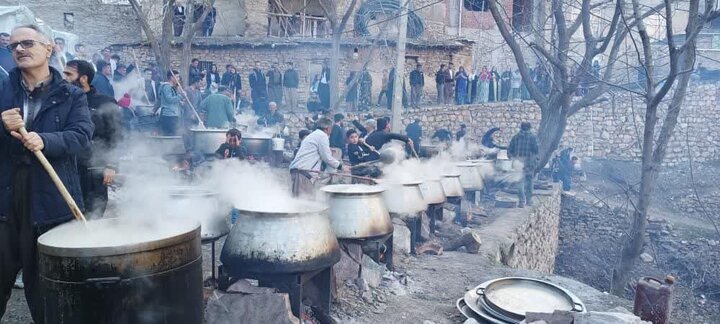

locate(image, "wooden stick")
(410, 144), (420, 159)
(299, 168), (378, 183)
(18, 128), (87, 223)
(168, 69), (206, 129)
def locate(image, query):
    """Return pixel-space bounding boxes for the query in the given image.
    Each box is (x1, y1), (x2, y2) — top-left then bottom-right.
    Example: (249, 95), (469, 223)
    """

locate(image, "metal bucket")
(38, 218), (203, 324)
(272, 137), (285, 151)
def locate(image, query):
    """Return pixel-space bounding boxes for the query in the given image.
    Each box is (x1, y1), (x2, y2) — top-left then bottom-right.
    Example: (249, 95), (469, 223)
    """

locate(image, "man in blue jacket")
(0, 25), (93, 322)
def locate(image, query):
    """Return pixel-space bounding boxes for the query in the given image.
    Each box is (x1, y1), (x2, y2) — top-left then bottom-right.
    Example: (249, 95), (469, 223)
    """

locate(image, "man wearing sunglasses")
(0, 25), (93, 323)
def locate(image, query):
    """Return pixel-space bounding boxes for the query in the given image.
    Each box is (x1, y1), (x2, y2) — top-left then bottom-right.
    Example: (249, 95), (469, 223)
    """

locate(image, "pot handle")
(572, 302), (585, 312)
(475, 287), (485, 296)
(84, 277), (124, 290)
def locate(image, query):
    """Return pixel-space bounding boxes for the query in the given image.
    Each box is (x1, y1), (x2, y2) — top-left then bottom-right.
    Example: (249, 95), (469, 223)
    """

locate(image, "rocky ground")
(555, 159), (720, 324)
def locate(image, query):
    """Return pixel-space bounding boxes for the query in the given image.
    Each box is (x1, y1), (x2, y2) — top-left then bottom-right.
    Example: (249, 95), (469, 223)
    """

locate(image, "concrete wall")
(476, 185), (562, 273)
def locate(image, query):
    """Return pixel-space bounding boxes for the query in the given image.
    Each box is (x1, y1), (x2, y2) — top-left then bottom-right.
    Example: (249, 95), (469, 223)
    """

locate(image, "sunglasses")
(7, 39), (49, 51)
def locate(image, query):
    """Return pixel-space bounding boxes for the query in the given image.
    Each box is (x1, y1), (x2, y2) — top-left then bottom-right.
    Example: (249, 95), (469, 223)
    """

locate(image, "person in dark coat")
(552, 147), (574, 192)
(256, 101), (284, 127)
(0, 25), (94, 322)
(63, 60), (123, 219)
(91, 60), (115, 98)
(266, 63), (283, 106)
(206, 64), (221, 90)
(432, 128), (453, 143)
(143, 68), (159, 105)
(189, 58), (202, 85)
(215, 128), (248, 160)
(329, 113), (346, 155)
(435, 64), (445, 104)
(358, 68), (373, 111)
(409, 64), (424, 108)
(202, 6), (217, 36)
(481, 127), (507, 149)
(365, 118), (412, 155)
(220, 64), (242, 104)
(283, 62), (299, 110)
(345, 72), (359, 111)
(249, 61), (268, 115)
(405, 118), (422, 155)
(318, 60), (331, 110)
(507, 122), (539, 208)
(346, 129), (374, 165)
(500, 69), (511, 101)
(456, 124), (467, 141)
(387, 68), (408, 110)
(0, 32), (16, 73)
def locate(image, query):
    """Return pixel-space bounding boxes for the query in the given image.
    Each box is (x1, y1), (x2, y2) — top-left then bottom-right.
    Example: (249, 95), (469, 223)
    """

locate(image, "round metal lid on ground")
(477, 277), (586, 322)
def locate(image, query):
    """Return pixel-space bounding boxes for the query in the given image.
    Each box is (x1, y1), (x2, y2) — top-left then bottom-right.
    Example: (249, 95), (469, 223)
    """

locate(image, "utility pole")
(391, 0), (410, 131)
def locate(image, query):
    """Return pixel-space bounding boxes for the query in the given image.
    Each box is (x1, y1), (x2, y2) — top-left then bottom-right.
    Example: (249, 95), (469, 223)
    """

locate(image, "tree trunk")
(535, 100), (568, 171)
(329, 33), (342, 111)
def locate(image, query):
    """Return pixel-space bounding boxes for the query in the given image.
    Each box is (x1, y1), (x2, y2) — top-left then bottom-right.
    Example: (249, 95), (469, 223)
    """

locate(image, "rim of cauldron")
(37, 217), (200, 258)
(233, 201), (328, 216)
(321, 184), (385, 196)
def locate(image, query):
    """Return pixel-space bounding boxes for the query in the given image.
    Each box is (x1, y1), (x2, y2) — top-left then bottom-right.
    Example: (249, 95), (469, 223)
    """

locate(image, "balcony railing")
(267, 12), (331, 38)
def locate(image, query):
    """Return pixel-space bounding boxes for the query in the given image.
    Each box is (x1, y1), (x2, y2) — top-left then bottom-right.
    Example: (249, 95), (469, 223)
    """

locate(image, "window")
(512, 0), (533, 32)
(267, 0), (330, 38)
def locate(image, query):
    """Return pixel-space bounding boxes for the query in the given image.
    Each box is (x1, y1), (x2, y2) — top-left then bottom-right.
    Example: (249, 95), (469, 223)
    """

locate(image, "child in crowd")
(346, 129), (374, 166)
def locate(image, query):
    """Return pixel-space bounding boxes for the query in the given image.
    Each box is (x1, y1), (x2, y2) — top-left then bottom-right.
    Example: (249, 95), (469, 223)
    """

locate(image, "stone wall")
(387, 83), (720, 165)
(476, 185), (562, 273)
(115, 42), (472, 103)
(0, 0), (142, 53)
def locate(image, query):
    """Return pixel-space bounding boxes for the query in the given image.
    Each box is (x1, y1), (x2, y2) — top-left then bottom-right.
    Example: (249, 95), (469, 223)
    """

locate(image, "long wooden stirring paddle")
(18, 127), (87, 223)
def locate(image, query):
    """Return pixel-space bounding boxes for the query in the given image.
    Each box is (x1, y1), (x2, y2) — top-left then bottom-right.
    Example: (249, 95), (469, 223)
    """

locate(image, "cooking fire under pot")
(219, 202), (341, 317)
(321, 184), (395, 270)
(38, 218), (203, 324)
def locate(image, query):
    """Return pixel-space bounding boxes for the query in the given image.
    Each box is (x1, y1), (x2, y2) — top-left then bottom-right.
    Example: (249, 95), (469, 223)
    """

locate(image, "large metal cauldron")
(38, 218), (203, 324)
(242, 137), (273, 158)
(166, 186), (231, 239)
(220, 202), (340, 274)
(321, 184), (393, 239)
(457, 162), (484, 190)
(441, 173), (464, 197)
(144, 135), (186, 156)
(419, 178), (446, 204)
(377, 180), (428, 214)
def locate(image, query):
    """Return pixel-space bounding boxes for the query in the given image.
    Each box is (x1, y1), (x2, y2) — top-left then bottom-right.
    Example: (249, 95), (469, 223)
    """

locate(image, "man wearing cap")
(289, 118), (346, 198)
(507, 122), (539, 208)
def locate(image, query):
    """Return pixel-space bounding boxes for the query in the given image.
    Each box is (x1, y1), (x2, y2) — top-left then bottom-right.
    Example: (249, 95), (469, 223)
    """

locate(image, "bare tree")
(610, 0), (719, 294)
(128, 0), (214, 81)
(487, 0), (664, 169)
(319, 0), (361, 110)
(128, 0), (175, 72)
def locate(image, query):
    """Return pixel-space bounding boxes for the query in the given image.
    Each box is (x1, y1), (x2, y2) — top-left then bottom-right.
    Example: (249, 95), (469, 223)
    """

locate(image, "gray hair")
(365, 119), (377, 129)
(12, 24), (51, 43)
(268, 101), (277, 107)
(317, 117), (333, 130)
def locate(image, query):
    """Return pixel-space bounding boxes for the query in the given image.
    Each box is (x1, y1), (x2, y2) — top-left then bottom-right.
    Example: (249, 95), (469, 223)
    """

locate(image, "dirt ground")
(555, 159), (720, 324)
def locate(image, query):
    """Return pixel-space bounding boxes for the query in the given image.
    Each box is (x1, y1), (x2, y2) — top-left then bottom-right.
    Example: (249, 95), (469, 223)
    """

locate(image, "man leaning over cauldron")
(289, 117), (347, 198)
(0, 24), (93, 323)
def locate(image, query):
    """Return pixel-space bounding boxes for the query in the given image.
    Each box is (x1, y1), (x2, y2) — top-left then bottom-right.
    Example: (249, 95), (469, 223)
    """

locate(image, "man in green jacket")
(199, 86), (235, 128)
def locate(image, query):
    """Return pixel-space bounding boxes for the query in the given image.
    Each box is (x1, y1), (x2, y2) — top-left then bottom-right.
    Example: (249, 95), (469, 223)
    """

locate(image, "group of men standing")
(215, 61), (300, 116)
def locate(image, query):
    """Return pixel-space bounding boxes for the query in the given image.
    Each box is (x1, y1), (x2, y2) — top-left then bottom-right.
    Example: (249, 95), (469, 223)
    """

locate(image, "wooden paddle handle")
(18, 128), (87, 223)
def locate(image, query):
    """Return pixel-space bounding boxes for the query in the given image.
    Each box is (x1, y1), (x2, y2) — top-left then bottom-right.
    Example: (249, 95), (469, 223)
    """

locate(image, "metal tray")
(476, 277), (585, 322)
(462, 287), (511, 324)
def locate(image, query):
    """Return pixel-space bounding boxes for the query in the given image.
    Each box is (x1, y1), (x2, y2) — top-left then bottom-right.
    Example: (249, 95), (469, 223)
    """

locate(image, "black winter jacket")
(0, 67), (94, 225)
